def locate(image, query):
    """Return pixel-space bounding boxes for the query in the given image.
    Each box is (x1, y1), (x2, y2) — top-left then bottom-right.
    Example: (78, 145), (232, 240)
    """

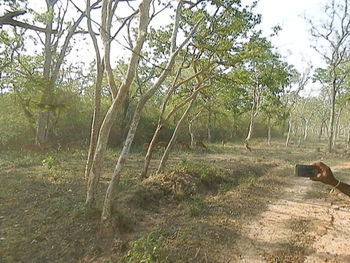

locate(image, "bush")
(0, 94), (34, 149)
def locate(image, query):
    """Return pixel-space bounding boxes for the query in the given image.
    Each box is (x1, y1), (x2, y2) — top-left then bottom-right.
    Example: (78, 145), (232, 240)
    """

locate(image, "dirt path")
(232, 163), (350, 263)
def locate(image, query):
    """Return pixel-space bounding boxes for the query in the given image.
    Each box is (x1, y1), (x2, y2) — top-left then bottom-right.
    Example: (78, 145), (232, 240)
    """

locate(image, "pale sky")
(242, 0), (327, 95)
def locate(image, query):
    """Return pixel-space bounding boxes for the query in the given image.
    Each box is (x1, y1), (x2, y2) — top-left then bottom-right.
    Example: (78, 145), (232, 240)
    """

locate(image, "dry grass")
(1, 140), (349, 262)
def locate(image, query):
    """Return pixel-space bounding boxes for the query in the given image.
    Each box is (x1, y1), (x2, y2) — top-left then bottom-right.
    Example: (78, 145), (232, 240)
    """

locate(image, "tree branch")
(0, 10), (58, 33)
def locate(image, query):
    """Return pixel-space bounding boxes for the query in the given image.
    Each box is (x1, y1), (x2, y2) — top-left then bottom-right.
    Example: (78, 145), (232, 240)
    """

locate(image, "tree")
(284, 70), (309, 147)
(1, 0), (87, 144)
(140, 57), (204, 179)
(239, 36), (291, 142)
(84, 0), (105, 180)
(308, 0), (350, 152)
(0, 10), (58, 33)
(100, 0), (203, 223)
(156, 67), (211, 174)
(85, 0), (152, 209)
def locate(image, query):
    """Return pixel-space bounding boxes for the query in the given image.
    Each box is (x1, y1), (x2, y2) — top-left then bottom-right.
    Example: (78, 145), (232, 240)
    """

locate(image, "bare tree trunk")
(297, 135), (302, 147)
(36, 1), (54, 144)
(140, 64), (203, 180)
(189, 110), (202, 147)
(207, 109), (212, 143)
(85, 0), (104, 180)
(333, 106), (342, 146)
(36, 111), (50, 144)
(230, 113), (238, 140)
(189, 119), (195, 147)
(84, 71), (103, 179)
(246, 110), (256, 141)
(285, 119), (292, 147)
(157, 94), (197, 174)
(318, 120), (325, 141)
(101, 98), (146, 223)
(86, 0), (151, 208)
(267, 118), (271, 146)
(140, 124), (162, 179)
(303, 119), (309, 141)
(328, 84), (336, 152)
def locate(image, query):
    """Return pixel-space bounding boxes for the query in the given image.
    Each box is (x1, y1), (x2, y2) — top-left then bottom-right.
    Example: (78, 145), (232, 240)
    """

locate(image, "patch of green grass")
(41, 155), (59, 169)
(0, 151), (43, 168)
(122, 230), (168, 263)
(237, 173), (259, 185)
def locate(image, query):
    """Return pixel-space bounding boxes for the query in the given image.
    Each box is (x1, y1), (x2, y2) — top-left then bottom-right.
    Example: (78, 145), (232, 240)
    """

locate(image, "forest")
(1, 0), (350, 262)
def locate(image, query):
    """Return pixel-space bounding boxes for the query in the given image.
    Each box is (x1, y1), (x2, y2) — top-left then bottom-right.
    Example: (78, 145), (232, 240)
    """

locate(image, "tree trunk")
(267, 118), (271, 146)
(85, 0), (104, 180)
(318, 120), (324, 141)
(246, 110), (256, 141)
(189, 119), (195, 147)
(140, 124), (162, 179)
(36, 111), (50, 144)
(303, 119), (309, 141)
(84, 73), (102, 180)
(207, 110), (212, 143)
(285, 119), (292, 147)
(157, 95), (197, 174)
(140, 58), (195, 180)
(101, 95), (147, 223)
(189, 110), (201, 147)
(36, 1), (54, 144)
(328, 84), (336, 153)
(230, 113), (238, 140)
(333, 107), (342, 146)
(86, 0), (151, 208)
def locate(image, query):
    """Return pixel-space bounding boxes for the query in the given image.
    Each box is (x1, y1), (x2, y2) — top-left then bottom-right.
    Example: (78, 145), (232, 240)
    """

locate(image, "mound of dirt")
(125, 160), (276, 211)
(126, 161), (229, 209)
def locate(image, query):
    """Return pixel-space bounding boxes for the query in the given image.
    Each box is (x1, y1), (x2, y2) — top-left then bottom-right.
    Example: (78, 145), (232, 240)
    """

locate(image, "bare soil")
(1, 141), (350, 262)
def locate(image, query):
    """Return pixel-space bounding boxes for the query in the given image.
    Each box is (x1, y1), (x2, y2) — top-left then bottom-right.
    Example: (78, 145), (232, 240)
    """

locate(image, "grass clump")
(41, 155), (59, 169)
(122, 231), (168, 263)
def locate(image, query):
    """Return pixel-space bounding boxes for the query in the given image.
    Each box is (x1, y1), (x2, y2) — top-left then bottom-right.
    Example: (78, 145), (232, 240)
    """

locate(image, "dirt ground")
(1, 141), (350, 262)
(233, 164), (350, 262)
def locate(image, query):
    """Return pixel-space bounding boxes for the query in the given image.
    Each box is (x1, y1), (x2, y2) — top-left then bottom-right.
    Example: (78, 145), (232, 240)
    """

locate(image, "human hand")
(310, 162), (338, 186)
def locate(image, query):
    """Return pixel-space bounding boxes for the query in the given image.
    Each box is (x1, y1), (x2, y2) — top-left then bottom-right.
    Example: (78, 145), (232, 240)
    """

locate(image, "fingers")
(310, 162), (325, 181)
(309, 173), (321, 181)
(311, 161), (331, 175)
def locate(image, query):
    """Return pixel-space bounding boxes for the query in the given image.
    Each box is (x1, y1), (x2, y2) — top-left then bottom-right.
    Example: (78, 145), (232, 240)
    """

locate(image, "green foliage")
(123, 231), (167, 263)
(42, 155), (59, 169)
(33, 8), (54, 24)
(0, 94), (34, 149)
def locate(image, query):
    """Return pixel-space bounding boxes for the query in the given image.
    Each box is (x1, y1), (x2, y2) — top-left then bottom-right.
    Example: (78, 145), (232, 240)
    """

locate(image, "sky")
(242, 0), (328, 95)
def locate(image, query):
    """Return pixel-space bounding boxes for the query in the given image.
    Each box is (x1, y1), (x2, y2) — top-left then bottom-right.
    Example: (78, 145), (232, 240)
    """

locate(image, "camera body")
(295, 164), (317, 177)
